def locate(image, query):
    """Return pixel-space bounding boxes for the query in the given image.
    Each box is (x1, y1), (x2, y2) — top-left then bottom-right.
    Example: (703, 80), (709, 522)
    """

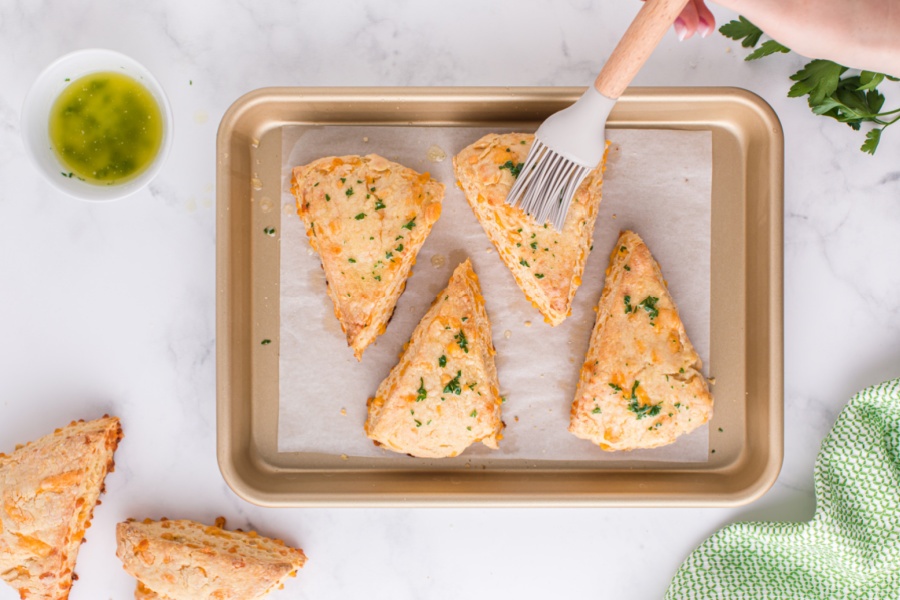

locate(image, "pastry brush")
(507, 0), (689, 228)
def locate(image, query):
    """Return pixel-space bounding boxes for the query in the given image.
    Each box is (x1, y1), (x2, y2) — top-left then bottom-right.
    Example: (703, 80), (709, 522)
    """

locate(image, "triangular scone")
(569, 231), (713, 450)
(116, 517), (307, 600)
(0, 416), (122, 599)
(365, 259), (504, 458)
(453, 133), (607, 325)
(291, 154), (444, 359)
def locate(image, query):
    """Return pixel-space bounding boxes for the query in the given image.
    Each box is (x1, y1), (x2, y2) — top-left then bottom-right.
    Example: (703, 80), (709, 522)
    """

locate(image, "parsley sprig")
(721, 16), (900, 154)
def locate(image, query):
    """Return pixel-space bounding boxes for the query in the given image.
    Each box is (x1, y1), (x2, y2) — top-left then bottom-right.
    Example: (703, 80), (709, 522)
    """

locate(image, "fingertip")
(696, 1), (716, 38)
(674, 17), (687, 42)
(676, 1), (700, 41)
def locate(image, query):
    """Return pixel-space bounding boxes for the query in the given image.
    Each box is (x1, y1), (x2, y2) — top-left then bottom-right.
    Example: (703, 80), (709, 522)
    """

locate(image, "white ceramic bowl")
(21, 49), (173, 202)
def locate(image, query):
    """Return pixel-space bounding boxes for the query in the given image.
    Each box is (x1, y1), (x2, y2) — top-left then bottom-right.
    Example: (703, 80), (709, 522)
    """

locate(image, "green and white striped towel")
(667, 378), (900, 599)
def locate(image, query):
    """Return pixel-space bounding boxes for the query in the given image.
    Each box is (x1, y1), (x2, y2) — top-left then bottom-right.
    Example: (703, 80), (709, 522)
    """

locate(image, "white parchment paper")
(277, 126), (711, 462)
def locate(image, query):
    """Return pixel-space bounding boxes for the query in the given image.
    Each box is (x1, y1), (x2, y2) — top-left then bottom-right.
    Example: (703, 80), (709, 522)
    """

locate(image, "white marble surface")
(1, 1), (899, 598)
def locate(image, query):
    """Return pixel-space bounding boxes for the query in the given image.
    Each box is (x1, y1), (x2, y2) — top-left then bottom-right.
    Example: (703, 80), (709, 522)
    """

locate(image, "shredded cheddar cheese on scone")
(365, 259), (504, 458)
(291, 154), (444, 360)
(569, 231), (713, 451)
(452, 133), (607, 325)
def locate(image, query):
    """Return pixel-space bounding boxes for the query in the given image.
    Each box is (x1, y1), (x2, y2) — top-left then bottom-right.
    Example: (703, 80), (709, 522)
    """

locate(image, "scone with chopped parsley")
(291, 154), (444, 360)
(365, 259), (504, 458)
(453, 133), (607, 326)
(569, 231), (713, 451)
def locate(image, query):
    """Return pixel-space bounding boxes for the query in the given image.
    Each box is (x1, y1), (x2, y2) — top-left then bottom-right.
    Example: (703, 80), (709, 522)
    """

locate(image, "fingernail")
(698, 16), (713, 38)
(674, 17), (686, 41)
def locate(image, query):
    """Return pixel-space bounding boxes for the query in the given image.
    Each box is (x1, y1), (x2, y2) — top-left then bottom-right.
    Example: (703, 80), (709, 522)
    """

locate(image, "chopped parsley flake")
(416, 378), (427, 402)
(535, 273), (545, 279)
(439, 355), (447, 368)
(609, 383), (623, 392)
(624, 295), (634, 314)
(414, 419), (422, 427)
(340, 177), (346, 184)
(385, 251), (393, 259)
(638, 296), (660, 320)
(264, 227), (276, 236)
(395, 244), (404, 252)
(325, 193), (331, 201)
(402, 218), (416, 230)
(375, 198), (385, 210)
(520, 259), (530, 267)
(470, 409), (478, 418)
(374, 275), (381, 281)
(530, 241), (538, 250)
(592, 406), (602, 414)
(624, 265), (631, 271)
(346, 187), (354, 197)
(354, 213), (367, 220)
(443, 371), (462, 395)
(625, 380), (662, 420)
(499, 160), (524, 178)
(454, 330), (469, 353)
(261, 339), (272, 345)
(348, 258), (357, 263)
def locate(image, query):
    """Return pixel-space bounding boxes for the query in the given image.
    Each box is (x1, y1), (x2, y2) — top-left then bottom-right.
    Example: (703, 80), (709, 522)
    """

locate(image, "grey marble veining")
(1, 0), (899, 598)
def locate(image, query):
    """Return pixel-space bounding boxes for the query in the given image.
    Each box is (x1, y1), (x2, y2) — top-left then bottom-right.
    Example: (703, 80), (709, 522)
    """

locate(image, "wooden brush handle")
(594, 0), (690, 99)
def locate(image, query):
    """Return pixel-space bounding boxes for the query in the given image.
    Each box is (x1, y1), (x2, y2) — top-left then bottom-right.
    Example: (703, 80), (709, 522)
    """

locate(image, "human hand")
(679, 0), (900, 77)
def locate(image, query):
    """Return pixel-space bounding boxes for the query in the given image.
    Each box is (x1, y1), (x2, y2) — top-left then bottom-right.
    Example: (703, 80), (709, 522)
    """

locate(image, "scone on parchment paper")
(0, 415), (122, 600)
(453, 133), (607, 326)
(291, 154), (444, 360)
(569, 231), (713, 451)
(365, 259), (504, 458)
(116, 517), (307, 600)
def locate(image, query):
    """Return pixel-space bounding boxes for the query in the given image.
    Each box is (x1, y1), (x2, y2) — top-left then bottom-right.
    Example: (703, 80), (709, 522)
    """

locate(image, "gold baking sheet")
(216, 87), (783, 507)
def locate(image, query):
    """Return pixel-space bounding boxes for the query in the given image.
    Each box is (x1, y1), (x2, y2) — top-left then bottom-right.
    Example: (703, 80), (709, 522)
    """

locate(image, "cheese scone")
(0, 415), (122, 600)
(365, 259), (504, 458)
(291, 154), (444, 360)
(569, 231), (713, 450)
(453, 133), (607, 325)
(116, 517), (307, 600)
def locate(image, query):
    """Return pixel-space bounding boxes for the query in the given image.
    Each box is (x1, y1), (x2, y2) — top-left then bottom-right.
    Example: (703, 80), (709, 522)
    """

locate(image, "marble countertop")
(2, 1), (899, 598)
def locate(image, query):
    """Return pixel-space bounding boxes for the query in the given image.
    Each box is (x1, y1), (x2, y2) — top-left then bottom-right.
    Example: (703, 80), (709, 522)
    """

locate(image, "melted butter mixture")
(49, 71), (163, 185)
